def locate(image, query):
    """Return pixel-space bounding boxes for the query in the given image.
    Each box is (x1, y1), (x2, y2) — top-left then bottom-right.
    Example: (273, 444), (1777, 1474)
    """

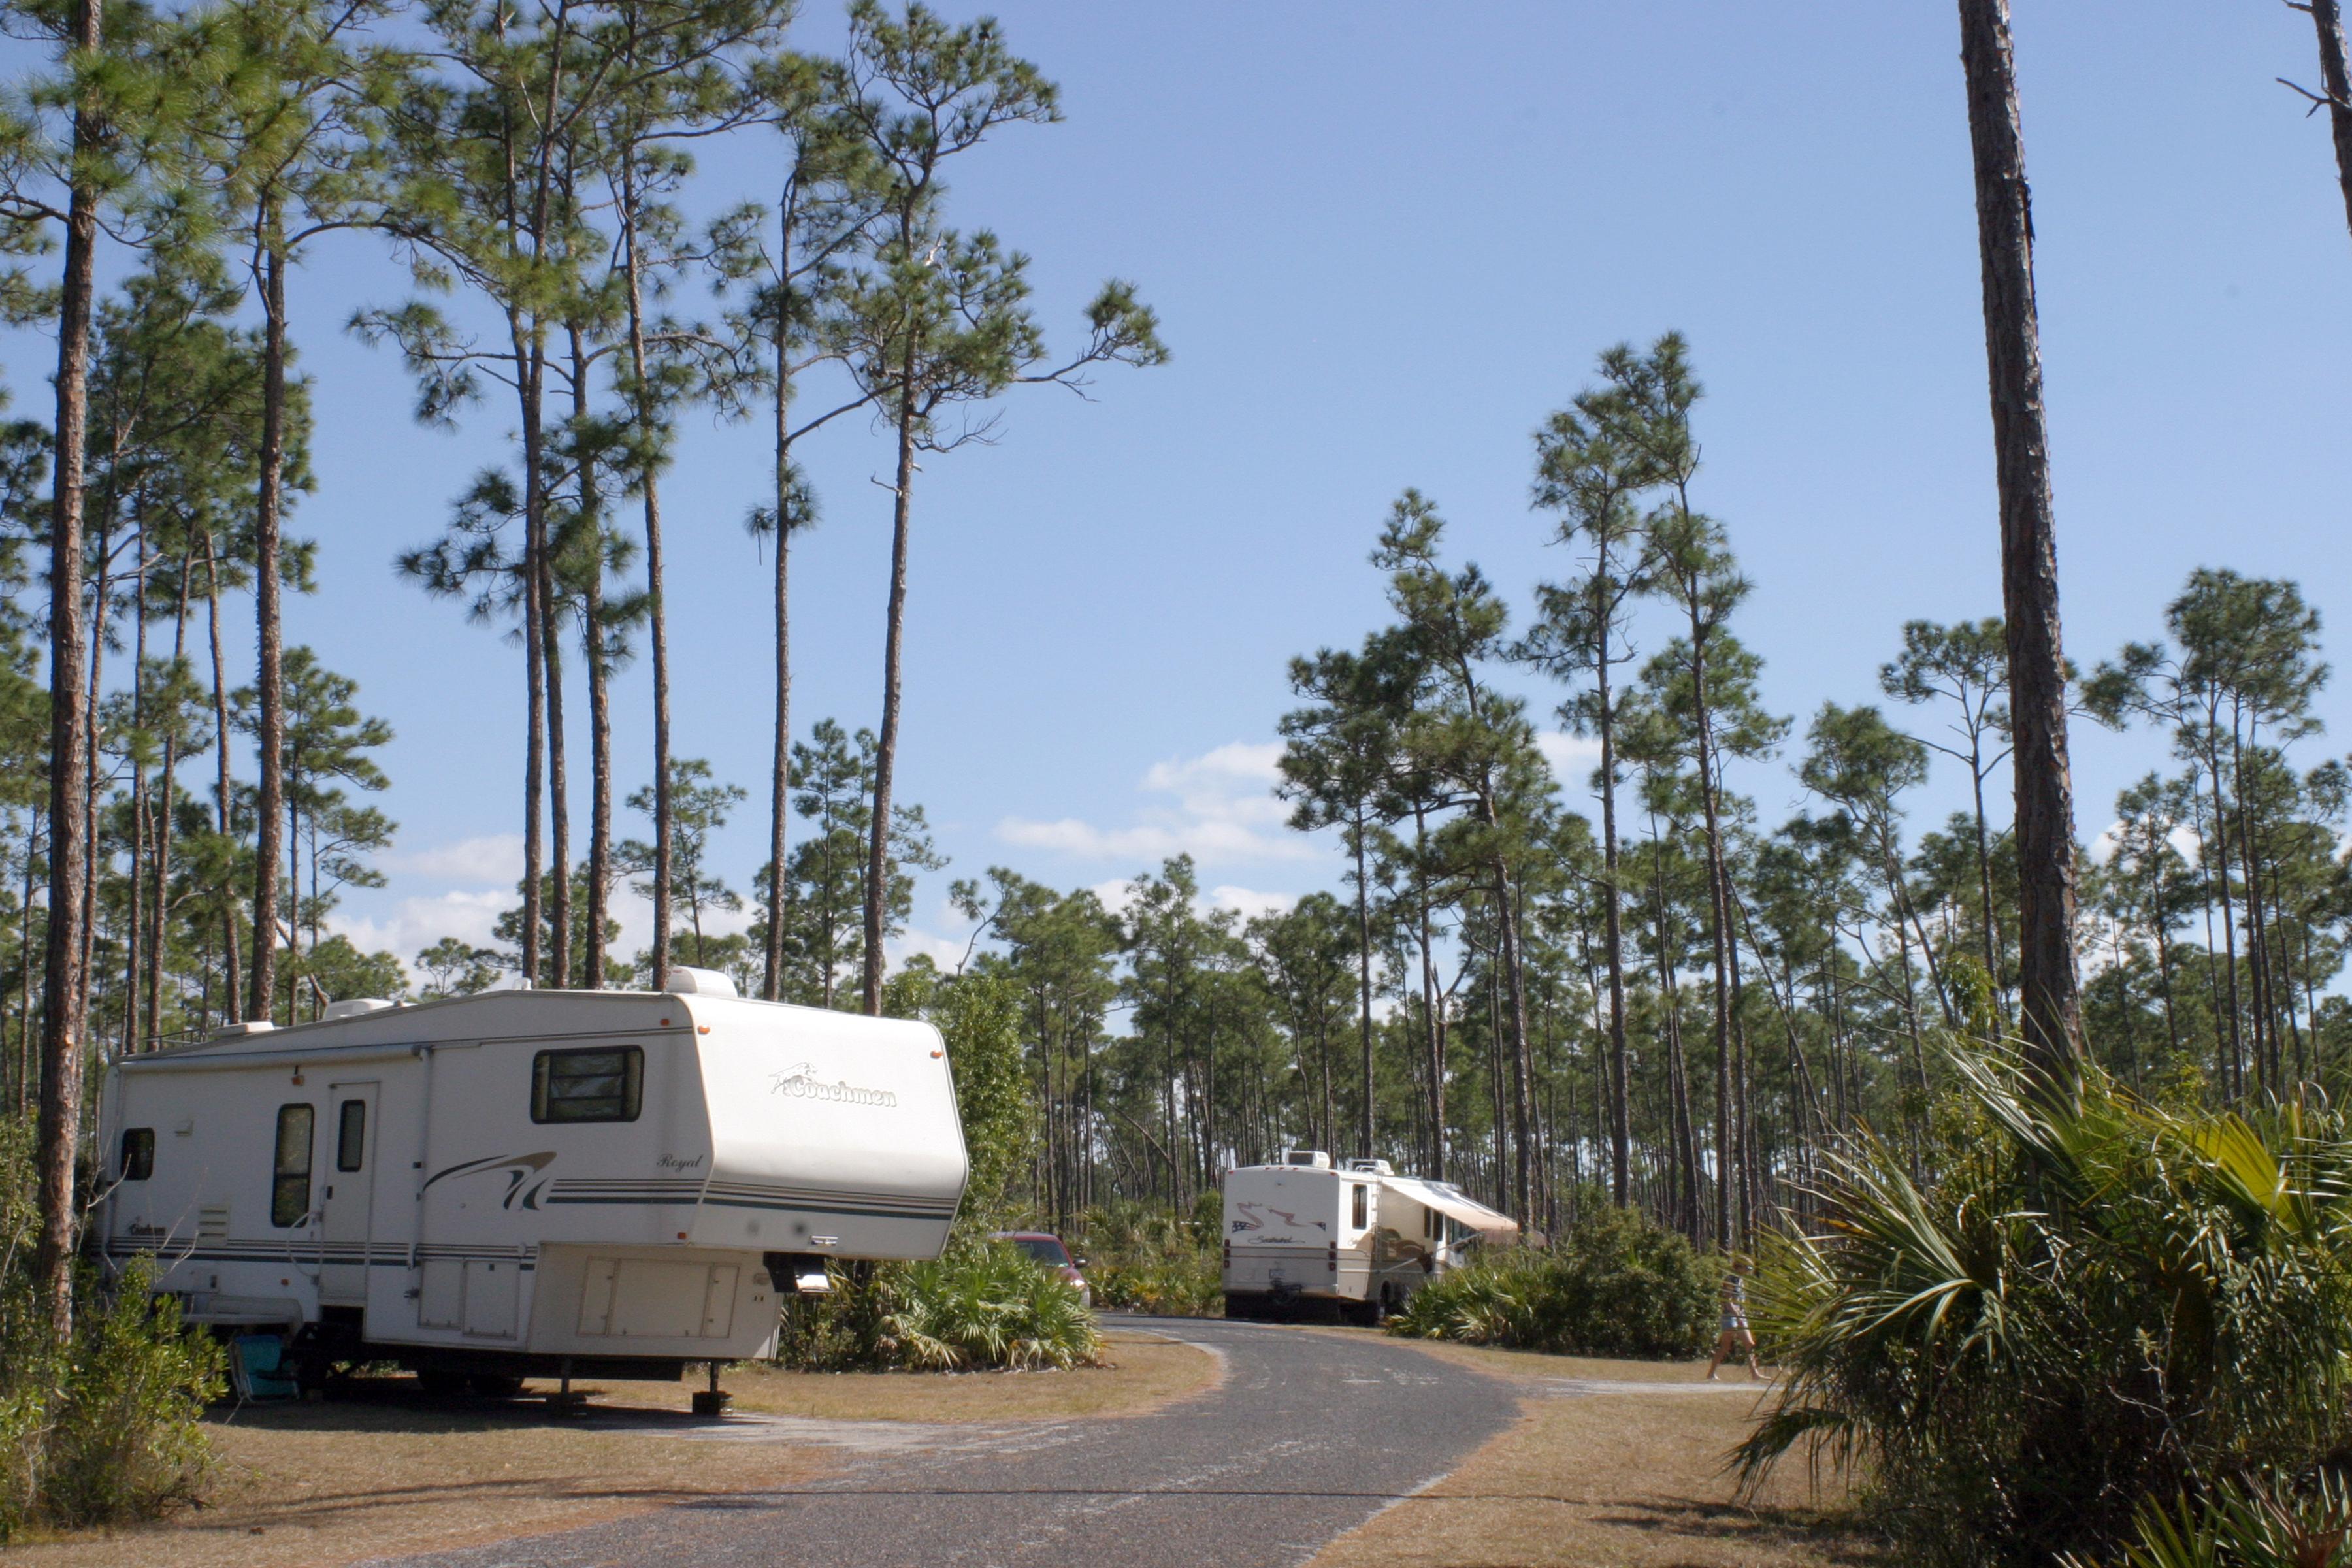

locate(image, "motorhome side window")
(531, 1046), (644, 1124)
(271, 1105), (314, 1227)
(1351, 1183), (1367, 1229)
(119, 1127), (154, 1182)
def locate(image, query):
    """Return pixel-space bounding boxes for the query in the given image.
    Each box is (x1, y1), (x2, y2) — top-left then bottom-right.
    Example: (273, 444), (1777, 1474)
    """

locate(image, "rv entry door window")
(336, 1100), (367, 1171)
(532, 1046), (644, 1124)
(272, 1105), (315, 1227)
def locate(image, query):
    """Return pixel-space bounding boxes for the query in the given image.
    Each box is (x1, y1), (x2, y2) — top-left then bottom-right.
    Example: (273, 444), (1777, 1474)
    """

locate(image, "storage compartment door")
(699, 1265), (740, 1338)
(462, 1260), (519, 1339)
(418, 1258), (463, 1328)
(574, 1256), (743, 1340)
(608, 1259), (704, 1338)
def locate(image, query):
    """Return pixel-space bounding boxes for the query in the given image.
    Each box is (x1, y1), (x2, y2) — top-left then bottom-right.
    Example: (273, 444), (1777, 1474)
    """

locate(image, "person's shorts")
(1720, 1313), (1748, 1335)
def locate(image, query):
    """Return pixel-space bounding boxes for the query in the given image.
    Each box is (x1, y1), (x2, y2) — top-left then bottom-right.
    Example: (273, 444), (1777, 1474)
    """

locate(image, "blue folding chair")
(229, 1333), (301, 1401)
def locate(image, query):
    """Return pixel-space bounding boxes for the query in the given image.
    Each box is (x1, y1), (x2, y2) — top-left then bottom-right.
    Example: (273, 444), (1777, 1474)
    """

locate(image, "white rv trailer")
(97, 972), (968, 1389)
(1221, 1151), (1517, 1324)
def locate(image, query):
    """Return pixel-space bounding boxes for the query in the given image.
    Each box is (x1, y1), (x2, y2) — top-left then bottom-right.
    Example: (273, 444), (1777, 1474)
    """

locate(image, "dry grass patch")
(1, 1395), (828, 1568)
(1313, 1339), (1876, 1568)
(2, 1332), (1215, 1568)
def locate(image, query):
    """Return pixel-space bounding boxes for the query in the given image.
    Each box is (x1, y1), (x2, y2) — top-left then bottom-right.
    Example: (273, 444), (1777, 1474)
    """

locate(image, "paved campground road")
(378, 1317), (1524, 1568)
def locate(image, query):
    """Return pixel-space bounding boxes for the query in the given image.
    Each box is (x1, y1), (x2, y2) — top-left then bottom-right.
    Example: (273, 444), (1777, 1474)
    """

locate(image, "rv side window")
(119, 1128), (155, 1182)
(271, 1105), (314, 1227)
(531, 1046), (644, 1124)
(336, 1100), (367, 1172)
(1351, 1183), (1367, 1229)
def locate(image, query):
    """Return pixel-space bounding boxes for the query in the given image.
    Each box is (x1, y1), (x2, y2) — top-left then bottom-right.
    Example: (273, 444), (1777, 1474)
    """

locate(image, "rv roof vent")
(208, 1021), (276, 1039)
(320, 998), (396, 1021)
(1282, 1149), (1331, 1169)
(664, 965), (738, 998)
(1346, 1158), (1394, 1175)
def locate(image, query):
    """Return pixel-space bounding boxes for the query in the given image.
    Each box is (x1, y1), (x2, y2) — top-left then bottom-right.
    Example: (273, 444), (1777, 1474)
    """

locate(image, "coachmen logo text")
(769, 1062), (898, 1108)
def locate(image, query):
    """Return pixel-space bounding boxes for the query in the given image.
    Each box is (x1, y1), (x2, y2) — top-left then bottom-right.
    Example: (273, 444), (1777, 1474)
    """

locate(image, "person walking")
(1705, 1257), (1766, 1381)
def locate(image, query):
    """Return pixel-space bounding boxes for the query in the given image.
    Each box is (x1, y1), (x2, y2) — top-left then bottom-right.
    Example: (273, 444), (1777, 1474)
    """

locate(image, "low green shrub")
(1387, 1205), (1720, 1358)
(1073, 1201), (1221, 1317)
(0, 1118), (223, 1542)
(31, 1261), (221, 1531)
(774, 1241), (1104, 1371)
(1739, 1047), (2352, 1568)
(2062, 1473), (2352, 1568)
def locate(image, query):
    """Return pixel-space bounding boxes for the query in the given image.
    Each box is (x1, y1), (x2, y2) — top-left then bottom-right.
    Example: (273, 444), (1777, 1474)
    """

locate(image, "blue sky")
(27, 3), (2352, 976)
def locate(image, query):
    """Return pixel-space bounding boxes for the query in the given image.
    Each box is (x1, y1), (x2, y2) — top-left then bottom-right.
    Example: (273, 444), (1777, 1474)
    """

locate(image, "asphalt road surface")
(379, 1316), (1525, 1568)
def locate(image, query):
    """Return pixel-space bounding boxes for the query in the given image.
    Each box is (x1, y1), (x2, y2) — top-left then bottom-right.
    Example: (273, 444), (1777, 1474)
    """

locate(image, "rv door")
(320, 1083), (379, 1304)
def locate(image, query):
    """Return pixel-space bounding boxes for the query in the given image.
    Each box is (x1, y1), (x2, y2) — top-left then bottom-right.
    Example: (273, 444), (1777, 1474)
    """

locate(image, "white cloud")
(1141, 741), (1287, 815)
(385, 834), (525, 886)
(889, 924), (970, 973)
(1537, 730), (1604, 787)
(328, 888), (510, 966)
(996, 740), (1316, 868)
(1077, 876), (1293, 925)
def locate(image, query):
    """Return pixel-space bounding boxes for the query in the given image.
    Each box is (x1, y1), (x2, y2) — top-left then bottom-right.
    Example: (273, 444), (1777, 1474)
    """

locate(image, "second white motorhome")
(97, 971), (968, 1392)
(1220, 1151), (1516, 1323)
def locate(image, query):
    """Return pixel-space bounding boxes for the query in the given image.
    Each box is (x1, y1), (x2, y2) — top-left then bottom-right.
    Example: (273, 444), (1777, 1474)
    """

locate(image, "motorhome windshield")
(1007, 1236), (1070, 1266)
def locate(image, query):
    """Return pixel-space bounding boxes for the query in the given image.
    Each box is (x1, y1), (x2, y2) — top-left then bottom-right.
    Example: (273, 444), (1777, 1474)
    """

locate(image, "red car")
(992, 1230), (1092, 1307)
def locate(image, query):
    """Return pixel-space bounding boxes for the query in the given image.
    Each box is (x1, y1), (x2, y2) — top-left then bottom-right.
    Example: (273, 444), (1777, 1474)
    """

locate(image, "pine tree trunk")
(514, 311), (546, 990)
(76, 518), (106, 1036)
(621, 176), (672, 992)
(764, 302), (792, 1002)
(204, 540), (240, 1019)
(540, 382), (569, 988)
(2153, 884), (2180, 1056)
(572, 331), (610, 990)
(1413, 806), (1444, 1180)
(1969, 744), (2000, 992)
(1730, 938), (1759, 1234)
(285, 787), (301, 1022)
(1652, 840), (1700, 1245)
(1356, 821), (1377, 1160)
(36, 0), (104, 1335)
(2306, 0), (2352, 246)
(17, 811), (38, 1109)
(861, 367), (919, 1016)
(249, 229), (287, 1024)
(125, 521), (148, 1053)
(1594, 570), (1633, 1203)
(2198, 759), (2244, 1094)
(1957, 0), (2083, 1072)
(1684, 596), (1737, 1252)
(144, 547), (193, 1047)
(1497, 868), (1534, 1220)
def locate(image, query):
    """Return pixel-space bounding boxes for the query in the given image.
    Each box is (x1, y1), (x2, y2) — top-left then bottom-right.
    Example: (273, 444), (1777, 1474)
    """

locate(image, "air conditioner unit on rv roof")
(1282, 1150), (1331, 1169)
(664, 966), (738, 998)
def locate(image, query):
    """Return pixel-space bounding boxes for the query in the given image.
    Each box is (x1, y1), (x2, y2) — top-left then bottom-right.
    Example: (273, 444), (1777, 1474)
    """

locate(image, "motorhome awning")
(1380, 1177), (1519, 1239)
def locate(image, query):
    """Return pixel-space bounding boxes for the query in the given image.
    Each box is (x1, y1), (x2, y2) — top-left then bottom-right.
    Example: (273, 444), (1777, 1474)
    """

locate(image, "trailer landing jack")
(546, 1358), (590, 1417)
(692, 1360), (733, 1418)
